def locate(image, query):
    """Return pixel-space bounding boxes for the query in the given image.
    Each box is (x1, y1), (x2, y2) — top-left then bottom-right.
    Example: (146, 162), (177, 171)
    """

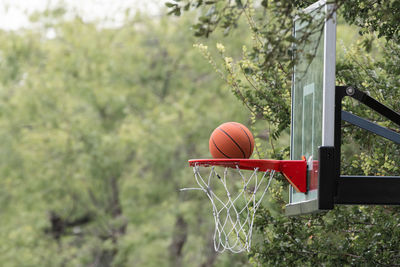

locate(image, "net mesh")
(181, 164), (275, 253)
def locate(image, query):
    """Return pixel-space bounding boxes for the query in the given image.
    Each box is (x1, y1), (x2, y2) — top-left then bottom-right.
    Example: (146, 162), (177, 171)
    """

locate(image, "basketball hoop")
(182, 158), (307, 253)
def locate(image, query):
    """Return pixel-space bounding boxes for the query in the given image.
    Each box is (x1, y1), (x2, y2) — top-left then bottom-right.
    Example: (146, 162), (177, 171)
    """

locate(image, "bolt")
(346, 86), (355, 96)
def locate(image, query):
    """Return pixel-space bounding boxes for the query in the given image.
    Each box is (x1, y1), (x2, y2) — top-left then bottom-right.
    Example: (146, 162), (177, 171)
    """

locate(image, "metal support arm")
(341, 111), (400, 144)
(318, 86), (400, 209)
(336, 176), (400, 205)
(347, 86), (400, 127)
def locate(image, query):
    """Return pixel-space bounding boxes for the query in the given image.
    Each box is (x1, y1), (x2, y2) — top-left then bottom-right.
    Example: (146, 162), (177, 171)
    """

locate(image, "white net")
(181, 164), (275, 253)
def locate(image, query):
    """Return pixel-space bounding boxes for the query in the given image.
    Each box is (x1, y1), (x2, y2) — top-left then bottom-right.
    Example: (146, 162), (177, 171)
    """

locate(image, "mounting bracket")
(319, 86), (400, 209)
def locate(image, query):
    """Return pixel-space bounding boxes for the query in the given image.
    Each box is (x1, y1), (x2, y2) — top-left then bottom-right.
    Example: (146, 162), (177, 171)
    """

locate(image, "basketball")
(209, 122), (254, 159)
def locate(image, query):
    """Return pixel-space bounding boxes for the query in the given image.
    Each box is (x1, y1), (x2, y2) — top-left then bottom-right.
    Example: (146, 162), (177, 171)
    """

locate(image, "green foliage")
(170, 0), (400, 265)
(167, 0), (400, 40)
(341, 0), (400, 40)
(337, 40), (400, 177)
(168, 0), (334, 144)
(0, 9), (253, 266)
(252, 205), (400, 265)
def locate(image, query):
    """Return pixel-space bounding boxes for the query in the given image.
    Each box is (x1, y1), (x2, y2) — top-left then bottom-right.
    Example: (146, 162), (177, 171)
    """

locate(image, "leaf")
(285, 36), (297, 43)
(192, 23), (201, 29)
(174, 8), (181, 16)
(243, 67), (253, 74)
(165, 2), (176, 8)
(235, 0), (243, 8)
(261, 0), (268, 8)
(167, 9), (176, 15)
(199, 16), (210, 23)
(183, 3), (190, 11)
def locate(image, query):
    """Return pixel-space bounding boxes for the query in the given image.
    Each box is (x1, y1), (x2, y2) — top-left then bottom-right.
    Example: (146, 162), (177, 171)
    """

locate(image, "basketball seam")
(229, 122), (252, 158)
(212, 137), (231, 158)
(217, 128), (246, 158)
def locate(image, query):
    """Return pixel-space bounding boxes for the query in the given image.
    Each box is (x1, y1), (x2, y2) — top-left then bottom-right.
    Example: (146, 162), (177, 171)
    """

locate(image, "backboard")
(286, 0), (336, 215)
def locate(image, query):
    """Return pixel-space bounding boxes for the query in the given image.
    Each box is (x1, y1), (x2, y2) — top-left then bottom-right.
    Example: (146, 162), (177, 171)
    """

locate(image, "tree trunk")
(92, 176), (127, 267)
(169, 215), (188, 267)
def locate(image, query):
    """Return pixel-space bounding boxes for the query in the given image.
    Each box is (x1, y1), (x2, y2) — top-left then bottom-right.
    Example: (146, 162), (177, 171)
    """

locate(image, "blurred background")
(0, 0), (253, 266)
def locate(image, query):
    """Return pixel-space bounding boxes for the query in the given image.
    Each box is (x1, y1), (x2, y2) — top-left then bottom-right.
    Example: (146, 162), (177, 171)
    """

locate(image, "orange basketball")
(209, 122), (254, 159)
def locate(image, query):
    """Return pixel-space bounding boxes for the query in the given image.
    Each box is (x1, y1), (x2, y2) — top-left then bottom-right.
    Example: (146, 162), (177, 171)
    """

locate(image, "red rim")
(188, 158), (308, 193)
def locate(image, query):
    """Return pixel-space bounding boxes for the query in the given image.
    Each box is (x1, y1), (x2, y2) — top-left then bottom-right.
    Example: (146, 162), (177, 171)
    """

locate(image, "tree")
(168, 0), (400, 265)
(0, 7), (253, 266)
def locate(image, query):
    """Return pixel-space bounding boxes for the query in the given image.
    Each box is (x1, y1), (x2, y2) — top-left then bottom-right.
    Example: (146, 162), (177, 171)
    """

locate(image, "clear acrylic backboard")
(286, 0), (336, 215)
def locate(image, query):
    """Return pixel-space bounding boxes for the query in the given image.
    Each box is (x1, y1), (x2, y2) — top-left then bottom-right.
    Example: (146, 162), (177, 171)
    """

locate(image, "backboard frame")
(286, 0), (336, 216)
